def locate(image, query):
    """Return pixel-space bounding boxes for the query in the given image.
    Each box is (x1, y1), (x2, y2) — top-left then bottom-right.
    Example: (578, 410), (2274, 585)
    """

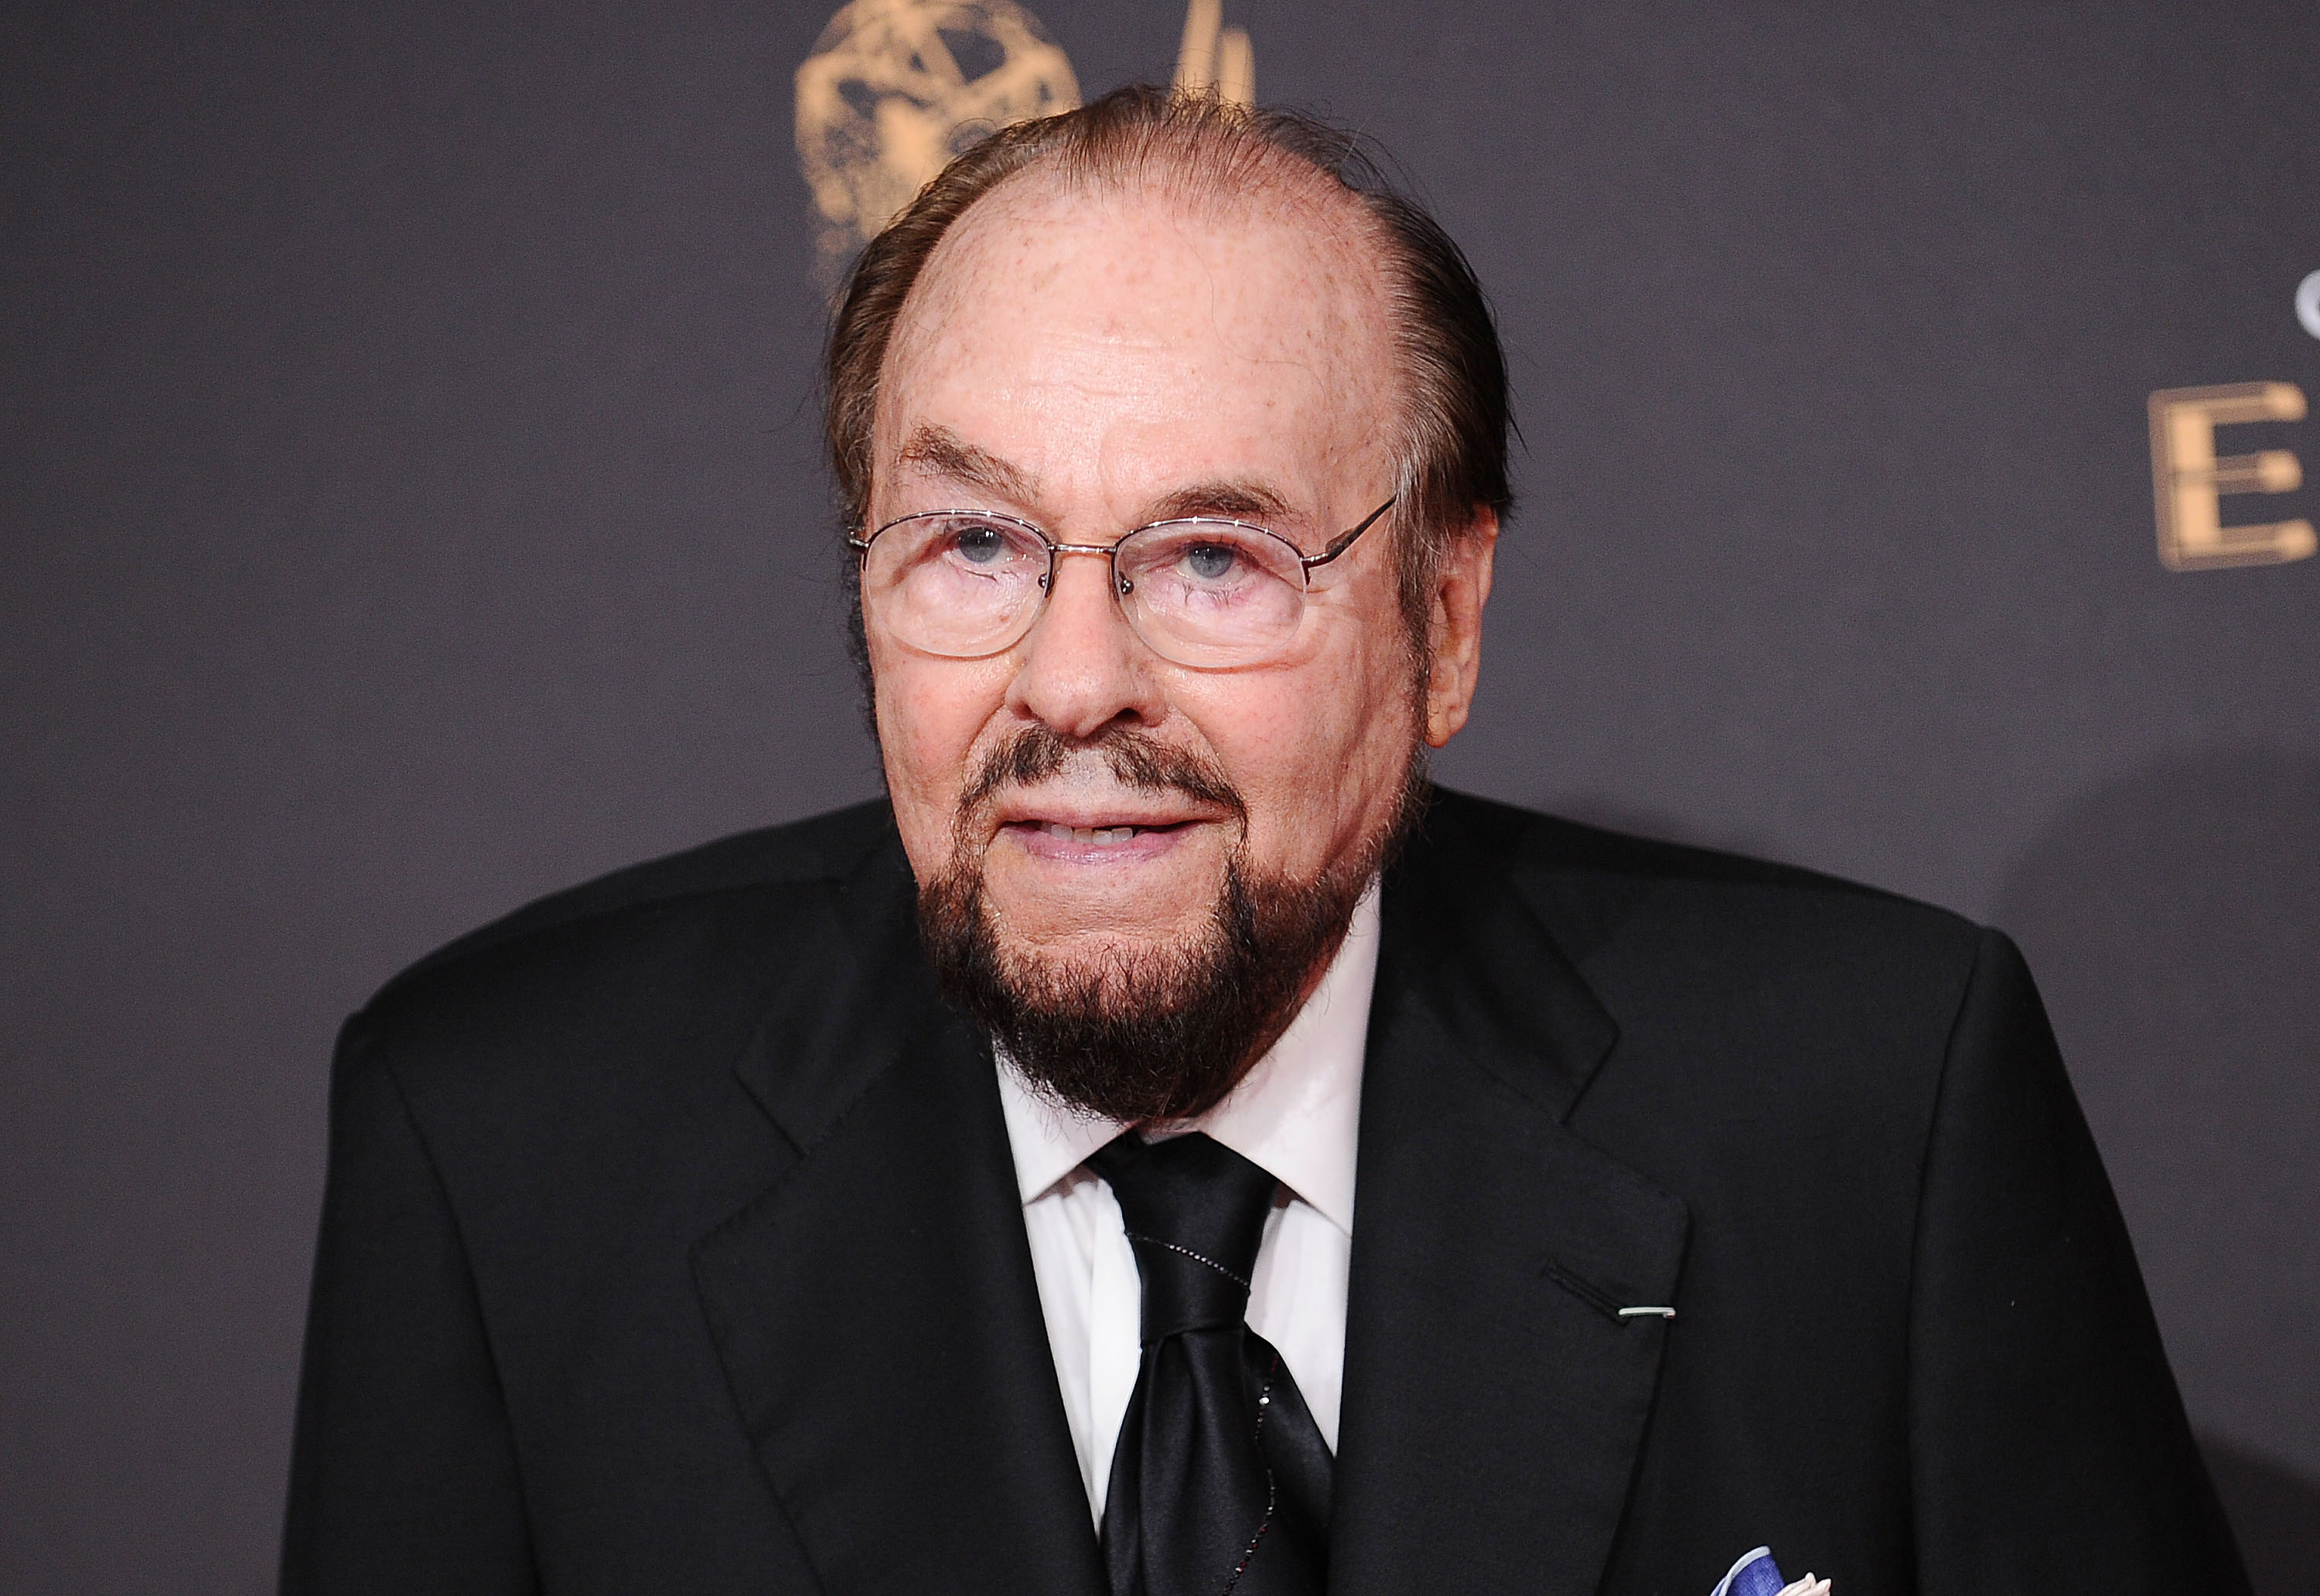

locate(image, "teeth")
(1042, 823), (1139, 844)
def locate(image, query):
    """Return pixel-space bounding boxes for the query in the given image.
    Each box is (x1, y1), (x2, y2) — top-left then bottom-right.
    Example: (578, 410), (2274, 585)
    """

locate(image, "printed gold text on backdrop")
(796, 2), (1255, 287)
(2147, 383), (2315, 571)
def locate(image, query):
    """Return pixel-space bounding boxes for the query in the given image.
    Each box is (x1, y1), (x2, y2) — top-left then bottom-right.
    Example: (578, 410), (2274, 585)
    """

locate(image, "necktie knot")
(1087, 1131), (1278, 1342)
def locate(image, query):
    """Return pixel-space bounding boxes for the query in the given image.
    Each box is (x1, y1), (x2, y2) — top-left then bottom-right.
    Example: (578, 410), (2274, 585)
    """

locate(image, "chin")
(980, 845), (1227, 947)
(979, 889), (1221, 967)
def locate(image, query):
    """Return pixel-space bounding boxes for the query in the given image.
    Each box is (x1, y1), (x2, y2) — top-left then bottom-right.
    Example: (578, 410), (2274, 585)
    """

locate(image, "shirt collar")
(994, 882), (1378, 1239)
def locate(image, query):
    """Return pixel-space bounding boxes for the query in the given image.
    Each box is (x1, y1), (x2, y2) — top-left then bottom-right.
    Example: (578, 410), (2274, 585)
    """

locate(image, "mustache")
(957, 725), (1247, 825)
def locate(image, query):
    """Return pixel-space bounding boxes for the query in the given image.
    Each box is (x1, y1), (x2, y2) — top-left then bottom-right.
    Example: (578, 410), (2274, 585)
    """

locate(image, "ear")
(1423, 510), (1498, 748)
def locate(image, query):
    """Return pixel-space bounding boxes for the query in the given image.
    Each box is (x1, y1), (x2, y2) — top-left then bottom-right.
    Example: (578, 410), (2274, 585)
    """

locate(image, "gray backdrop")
(4, 1), (2314, 1590)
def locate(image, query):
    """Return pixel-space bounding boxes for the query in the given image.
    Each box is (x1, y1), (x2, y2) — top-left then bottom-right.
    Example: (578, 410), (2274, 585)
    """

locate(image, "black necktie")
(1086, 1131), (1332, 1596)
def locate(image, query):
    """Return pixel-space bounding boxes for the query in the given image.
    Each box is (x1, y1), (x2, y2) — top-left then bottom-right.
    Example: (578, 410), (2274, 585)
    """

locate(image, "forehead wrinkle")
(876, 173), (1404, 521)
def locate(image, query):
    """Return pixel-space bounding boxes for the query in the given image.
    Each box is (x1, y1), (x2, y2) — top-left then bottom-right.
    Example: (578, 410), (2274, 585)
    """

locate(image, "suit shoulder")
(363, 797), (895, 1014)
(1421, 786), (1981, 966)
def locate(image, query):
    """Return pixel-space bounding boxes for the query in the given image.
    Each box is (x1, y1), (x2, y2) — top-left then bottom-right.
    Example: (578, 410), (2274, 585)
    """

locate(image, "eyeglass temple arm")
(1299, 497), (1397, 571)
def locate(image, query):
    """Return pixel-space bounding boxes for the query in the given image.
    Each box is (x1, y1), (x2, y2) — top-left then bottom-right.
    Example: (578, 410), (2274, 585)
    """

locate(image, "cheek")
(872, 650), (1012, 862)
(1190, 630), (1419, 868)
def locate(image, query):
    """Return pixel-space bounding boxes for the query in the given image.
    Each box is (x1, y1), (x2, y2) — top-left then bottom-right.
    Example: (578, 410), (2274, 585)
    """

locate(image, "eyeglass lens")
(860, 513), (1312, 665)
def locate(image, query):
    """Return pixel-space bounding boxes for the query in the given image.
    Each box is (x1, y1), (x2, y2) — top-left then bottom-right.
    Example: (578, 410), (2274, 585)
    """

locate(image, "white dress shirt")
(995, 885), (1380, 1522)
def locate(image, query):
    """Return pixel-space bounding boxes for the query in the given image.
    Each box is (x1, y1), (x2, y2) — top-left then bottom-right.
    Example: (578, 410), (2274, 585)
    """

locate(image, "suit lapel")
(1332, 813), (1691, 1596)
(690, 834), (1104, 1596)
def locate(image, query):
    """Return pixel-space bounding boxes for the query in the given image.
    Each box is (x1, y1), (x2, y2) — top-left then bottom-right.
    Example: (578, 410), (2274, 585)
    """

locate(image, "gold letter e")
(2148, 383), (2315, 571)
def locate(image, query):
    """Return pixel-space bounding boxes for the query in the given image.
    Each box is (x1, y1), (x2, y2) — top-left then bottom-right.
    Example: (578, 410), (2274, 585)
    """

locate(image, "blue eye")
(954, 524), (1009, 564)
(1184, 544), (1239, 581)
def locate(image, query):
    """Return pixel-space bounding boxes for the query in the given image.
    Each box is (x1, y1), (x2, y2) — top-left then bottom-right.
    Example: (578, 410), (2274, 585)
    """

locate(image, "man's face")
(865, 177), (1492, 1103)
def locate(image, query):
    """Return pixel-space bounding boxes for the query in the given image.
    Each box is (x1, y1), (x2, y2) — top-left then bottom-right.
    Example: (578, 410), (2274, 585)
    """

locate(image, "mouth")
(1013, 820), (1186, 847)
(989, 804), (1222, 868)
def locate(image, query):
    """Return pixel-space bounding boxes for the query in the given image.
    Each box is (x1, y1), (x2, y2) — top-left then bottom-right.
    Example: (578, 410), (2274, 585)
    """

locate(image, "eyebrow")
(894, 425), (1040, 506)
(1148, 479), (1298, 526)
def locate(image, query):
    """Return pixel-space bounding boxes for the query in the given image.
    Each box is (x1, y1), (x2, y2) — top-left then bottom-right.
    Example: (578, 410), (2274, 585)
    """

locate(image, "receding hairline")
(971, 117), (1383, 225)
(947, 148), (1389, 289)
(872, 153), (1410, 478)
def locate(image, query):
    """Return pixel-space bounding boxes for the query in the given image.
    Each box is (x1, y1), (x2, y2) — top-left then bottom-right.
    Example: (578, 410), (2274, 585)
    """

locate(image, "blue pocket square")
(1711, 1546), (1788, 1596)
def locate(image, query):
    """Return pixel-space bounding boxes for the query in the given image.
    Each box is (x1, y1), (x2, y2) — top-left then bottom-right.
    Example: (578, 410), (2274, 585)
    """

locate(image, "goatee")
(916, 725), (1424, 1124)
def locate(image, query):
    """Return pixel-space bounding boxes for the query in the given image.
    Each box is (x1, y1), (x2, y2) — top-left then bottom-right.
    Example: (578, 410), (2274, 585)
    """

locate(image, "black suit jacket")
(281, 789), (2244, 1594)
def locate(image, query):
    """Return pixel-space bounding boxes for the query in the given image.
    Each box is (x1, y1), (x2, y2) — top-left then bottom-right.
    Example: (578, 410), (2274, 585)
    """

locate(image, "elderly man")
(281, 88), (2243, 1596)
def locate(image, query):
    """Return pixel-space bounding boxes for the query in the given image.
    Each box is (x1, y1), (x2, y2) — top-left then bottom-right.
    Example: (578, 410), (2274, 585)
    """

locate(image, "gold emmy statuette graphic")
(1174, 0), (1254, 106)
(796, 0), (1080, 282)
(2147, 383), (2315, 571)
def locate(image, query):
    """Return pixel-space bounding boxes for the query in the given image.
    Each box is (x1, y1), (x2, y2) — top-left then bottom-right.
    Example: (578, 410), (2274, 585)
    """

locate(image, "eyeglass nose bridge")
(1039, 539), (1137, 591)
(1020, 541), (1145, 670)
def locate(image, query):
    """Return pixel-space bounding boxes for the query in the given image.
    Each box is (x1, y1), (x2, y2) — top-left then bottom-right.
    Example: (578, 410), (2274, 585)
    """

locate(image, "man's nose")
(1004, 550), (1164, 740)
